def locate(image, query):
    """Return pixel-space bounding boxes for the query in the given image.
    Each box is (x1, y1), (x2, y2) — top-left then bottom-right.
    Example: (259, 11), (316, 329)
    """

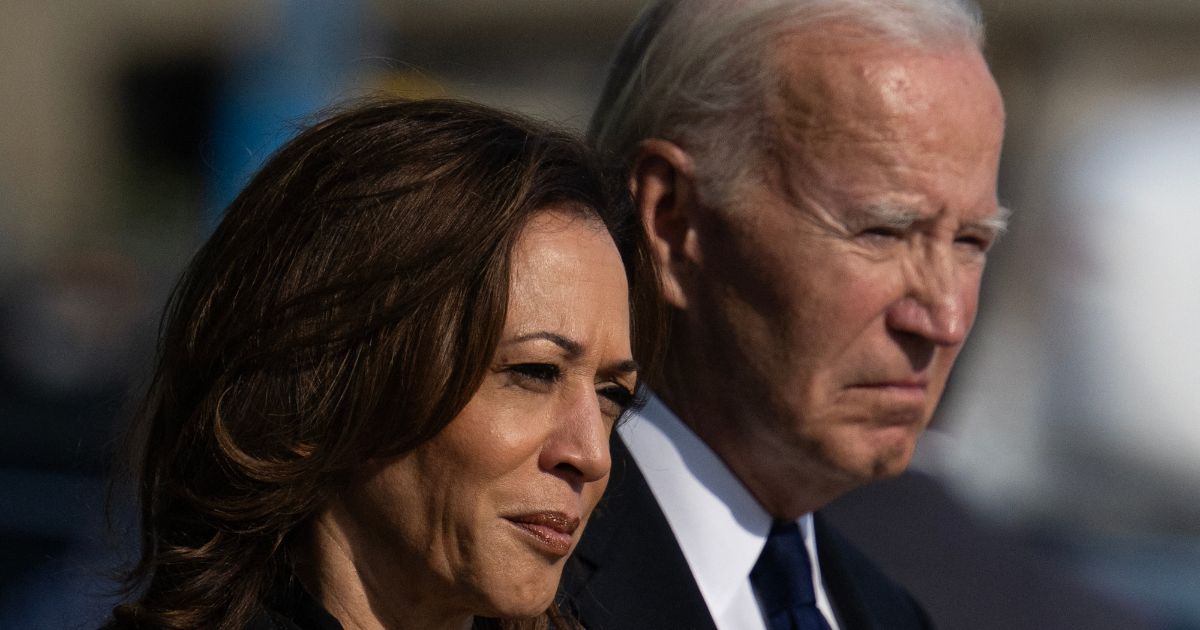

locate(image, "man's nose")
(538, 391), (612, 488)
(886, 252), (972, 347)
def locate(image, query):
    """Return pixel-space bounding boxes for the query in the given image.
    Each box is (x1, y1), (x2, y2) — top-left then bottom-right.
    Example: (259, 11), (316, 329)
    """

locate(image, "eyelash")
(955, 234), (991, 252)
(509, 363), (561, 384)
(857, 227), (905, 243)
(507, 363), (637, 417)
(598, 383), (636, 413)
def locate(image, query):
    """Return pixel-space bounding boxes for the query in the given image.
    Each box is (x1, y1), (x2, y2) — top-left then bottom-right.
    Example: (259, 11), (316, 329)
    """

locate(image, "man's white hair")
(589, 0), (984, 204)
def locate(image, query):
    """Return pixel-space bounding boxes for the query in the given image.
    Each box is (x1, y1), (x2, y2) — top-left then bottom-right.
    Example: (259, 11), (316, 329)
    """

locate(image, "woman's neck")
(294, 507), (474, 630)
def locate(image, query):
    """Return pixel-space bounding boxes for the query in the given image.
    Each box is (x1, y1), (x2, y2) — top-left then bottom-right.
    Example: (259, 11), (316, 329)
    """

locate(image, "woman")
(106, 99), (661, 630)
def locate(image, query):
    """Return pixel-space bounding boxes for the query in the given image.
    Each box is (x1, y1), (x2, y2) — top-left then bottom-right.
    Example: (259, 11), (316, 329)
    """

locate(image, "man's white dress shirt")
(618, 394), (842, 630)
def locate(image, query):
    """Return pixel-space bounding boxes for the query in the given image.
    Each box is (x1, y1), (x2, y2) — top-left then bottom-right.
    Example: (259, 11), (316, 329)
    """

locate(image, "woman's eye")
(507, 363), (562, 389)
(597, 384), (636, 421)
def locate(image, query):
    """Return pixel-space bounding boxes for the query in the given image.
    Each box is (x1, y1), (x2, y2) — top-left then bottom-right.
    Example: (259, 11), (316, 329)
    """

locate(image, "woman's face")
(328, 209), (635, 625)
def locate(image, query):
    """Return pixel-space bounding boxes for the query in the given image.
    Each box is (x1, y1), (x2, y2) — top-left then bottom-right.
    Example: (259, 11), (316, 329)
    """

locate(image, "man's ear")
(630, 139), (699, 311)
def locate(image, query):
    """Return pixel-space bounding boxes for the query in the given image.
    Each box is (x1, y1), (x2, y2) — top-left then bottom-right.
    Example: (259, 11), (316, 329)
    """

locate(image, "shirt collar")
(618, 394), (819, 621)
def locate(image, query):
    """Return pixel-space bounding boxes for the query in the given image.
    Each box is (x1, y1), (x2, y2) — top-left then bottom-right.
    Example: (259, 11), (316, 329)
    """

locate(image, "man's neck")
(654, 377), (861, 519)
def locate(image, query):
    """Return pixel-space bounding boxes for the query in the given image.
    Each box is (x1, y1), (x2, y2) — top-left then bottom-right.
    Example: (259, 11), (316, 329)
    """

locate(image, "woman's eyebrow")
(607, 359), (640, 375)
(504, 333), (639, 374)
(504, 331), (584, 357)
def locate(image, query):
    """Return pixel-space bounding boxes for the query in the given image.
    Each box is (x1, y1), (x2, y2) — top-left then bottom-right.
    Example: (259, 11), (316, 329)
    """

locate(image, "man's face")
(673, 34), (1005, 512)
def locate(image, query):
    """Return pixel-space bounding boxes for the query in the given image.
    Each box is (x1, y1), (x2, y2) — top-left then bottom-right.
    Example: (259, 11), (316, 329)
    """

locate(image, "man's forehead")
(768, 28), (999, 131)
(760, 31), (1004, 181)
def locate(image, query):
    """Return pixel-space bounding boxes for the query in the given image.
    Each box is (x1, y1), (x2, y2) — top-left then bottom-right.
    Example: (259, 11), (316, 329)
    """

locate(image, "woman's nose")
(538, 391), (612, 488)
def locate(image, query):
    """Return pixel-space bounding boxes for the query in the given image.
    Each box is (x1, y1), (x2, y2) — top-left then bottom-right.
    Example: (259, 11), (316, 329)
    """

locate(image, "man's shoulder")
(563, 433), (933, 630)
(814, 514), (935, 630)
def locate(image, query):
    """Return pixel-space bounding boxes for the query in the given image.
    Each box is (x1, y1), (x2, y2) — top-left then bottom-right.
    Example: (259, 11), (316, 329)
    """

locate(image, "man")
(561, 1), (1006, 628)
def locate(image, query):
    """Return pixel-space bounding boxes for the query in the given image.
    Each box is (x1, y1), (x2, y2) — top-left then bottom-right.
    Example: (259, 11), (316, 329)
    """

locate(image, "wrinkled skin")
(646, 31), (1006, 518)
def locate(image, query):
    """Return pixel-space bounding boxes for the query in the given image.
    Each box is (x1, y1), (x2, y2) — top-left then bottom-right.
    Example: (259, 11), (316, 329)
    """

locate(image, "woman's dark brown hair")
(107, 98), (662, 630)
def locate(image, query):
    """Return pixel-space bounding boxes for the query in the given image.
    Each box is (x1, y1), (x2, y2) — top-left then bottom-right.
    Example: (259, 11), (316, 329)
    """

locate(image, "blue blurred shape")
(207, 0), (363, 226)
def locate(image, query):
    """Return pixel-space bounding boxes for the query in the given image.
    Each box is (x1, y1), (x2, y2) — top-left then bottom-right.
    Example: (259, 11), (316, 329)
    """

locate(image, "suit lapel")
(815, 513), (933, 630)
(562, 434), (717, 630)
(564, 437), (931, 630)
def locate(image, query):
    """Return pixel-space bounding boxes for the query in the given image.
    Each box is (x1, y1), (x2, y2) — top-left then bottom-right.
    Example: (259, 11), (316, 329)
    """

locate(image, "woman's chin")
(475, 572), (560, 620)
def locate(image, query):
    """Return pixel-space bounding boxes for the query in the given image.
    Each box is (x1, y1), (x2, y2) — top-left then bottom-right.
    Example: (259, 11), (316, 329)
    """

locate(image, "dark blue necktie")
(750, 520), (834, 630)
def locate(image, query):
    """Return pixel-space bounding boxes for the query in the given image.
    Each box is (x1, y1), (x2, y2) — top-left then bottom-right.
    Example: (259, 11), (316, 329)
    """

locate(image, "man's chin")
(835, 426), (920, 482)
(867, 450), (914, 480)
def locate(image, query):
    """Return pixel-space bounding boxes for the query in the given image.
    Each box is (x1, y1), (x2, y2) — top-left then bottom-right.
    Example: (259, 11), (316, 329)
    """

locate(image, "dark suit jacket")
(561, 436), (933, 630)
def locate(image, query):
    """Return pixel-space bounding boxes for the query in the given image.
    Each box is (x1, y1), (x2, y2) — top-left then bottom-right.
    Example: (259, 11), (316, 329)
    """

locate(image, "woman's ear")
(629, 139), (700, 311)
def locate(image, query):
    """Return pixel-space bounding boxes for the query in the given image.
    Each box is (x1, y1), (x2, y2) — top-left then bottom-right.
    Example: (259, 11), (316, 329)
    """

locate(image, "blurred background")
(0, 1), (1197, 628)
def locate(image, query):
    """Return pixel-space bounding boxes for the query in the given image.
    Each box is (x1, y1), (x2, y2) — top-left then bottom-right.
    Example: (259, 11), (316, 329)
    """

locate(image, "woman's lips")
(505, 511), (580, 557)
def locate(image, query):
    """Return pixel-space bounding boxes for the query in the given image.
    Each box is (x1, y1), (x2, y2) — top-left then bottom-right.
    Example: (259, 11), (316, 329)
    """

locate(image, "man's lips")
(849, 379), (930, 408)
(851, 372), (930, 389)
(505, 511), (580, 557)
(855, 380), (928, 390)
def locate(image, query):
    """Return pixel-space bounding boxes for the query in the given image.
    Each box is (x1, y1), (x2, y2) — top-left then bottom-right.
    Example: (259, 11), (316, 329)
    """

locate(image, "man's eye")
(955, 234), (992, 253)
(858, 227), (904, 242)
(597, 383), (636, 421)
(508, 363), (562, 386)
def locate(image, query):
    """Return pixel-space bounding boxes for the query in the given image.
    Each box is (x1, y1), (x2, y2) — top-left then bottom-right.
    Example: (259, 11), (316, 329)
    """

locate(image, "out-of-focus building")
(936, 3), (1200, 622)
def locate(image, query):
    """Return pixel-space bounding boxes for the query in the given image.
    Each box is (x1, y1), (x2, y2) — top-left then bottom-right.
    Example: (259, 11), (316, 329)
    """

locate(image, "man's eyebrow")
(968, 205), (1011, 236)
(858, 203), (924, 228)
(860, 203), (1012, 235)
(504, 331), (583, 356)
